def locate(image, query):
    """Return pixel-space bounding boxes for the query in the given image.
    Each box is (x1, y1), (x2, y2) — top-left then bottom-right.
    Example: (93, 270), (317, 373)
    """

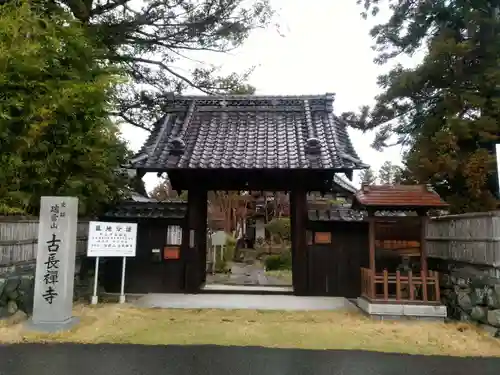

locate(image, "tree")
(25, 0), (274, 130)
(0, 1), (130, 215)
(378, 161), (405, 185)
(359, 168), (377, 185)
(378, 161), (394, 185)
(131, 175), (148, 197)
(150, 178), (176, 201)
(265, 217), (290, 245)
(344, 0), (500, 213)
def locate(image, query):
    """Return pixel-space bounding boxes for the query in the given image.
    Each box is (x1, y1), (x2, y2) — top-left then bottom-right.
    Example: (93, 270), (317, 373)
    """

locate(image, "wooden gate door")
(308, 235), (342, 296)
(307, 222), (369, 297)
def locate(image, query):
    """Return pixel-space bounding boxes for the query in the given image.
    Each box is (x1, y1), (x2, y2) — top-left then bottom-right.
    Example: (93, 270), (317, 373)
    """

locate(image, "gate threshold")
(201, 284), (293, 295)
(135, 293), (356, 311)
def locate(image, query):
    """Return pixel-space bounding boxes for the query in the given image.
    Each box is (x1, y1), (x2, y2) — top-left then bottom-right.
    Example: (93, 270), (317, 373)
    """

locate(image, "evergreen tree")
(0, 1), (130, 215)
(344, 0), (500, 212)
(378, 161), (394, 185)
(359, 168), (377, 185)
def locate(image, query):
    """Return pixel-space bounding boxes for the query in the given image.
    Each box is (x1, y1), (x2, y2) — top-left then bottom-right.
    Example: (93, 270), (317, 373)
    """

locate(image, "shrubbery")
(264, 250), (292, 271)
(265, 218), (291, 243)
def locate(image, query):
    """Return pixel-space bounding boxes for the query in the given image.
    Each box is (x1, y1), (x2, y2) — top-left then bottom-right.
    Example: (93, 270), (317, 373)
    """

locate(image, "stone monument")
(26, 196), (79, 332)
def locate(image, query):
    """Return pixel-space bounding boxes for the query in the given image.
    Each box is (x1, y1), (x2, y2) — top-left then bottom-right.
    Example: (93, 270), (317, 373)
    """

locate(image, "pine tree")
(359, 168), (377, 185)
(344, 0), (500, 213)
(18, 0), (274, 130)
(378, 161), (394, 185)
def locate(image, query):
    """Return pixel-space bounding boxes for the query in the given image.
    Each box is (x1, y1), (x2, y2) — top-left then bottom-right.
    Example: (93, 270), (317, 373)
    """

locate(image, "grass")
(1, 304), (500, 357)
(266, 269), (293, 284)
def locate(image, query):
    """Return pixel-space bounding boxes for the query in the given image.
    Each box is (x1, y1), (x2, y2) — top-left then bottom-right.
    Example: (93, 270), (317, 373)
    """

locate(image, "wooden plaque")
(314, 232), (331, 244)
(164, 246), (180, 260)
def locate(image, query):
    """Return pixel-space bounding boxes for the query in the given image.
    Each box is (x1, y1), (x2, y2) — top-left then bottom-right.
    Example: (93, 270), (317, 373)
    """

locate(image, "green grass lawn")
(1, 304), (500, 357)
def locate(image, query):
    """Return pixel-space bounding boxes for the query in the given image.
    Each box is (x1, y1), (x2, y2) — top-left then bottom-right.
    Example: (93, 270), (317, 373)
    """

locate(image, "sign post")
(87, 221), (137, 304)
(27, 196), (79, 332)
(91, 257), (100, 305)
(119, 257), (127, 304)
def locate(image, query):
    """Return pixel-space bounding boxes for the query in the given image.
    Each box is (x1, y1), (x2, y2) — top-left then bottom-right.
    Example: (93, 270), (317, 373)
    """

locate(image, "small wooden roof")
(352, 184), (448, 211)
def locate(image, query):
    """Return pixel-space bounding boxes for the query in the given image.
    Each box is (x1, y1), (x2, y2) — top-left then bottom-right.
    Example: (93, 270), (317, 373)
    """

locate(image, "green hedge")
(264, 251), (292, 271)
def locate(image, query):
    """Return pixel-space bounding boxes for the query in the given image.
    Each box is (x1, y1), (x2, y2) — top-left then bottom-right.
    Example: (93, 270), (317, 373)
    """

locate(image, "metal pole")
(212, 245), (216, 275)
(91, 257), (99, 305)
(119, 256), (127, 304)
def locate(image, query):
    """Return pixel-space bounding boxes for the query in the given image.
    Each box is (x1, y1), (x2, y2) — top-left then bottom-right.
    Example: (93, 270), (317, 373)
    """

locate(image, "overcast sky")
(120, 0), (420, 193)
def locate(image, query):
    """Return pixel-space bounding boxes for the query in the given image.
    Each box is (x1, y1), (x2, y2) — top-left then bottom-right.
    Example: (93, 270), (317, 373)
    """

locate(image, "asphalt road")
(0, 344), (499, 375)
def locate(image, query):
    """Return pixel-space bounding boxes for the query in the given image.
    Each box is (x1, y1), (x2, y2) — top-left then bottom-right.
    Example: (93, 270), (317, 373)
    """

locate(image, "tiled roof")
(353, 184), (449, 209)
(333, 174), (357, 194)
(307, 207), (413, 221)
(129, 192), (157, 203)
(102, 201), (186, 219)
(308, 207), (366, 221)
(129, 94), (366, 170)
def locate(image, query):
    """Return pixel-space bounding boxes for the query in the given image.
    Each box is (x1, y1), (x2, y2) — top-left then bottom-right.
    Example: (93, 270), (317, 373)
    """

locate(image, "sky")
(120, 0), (420, 193)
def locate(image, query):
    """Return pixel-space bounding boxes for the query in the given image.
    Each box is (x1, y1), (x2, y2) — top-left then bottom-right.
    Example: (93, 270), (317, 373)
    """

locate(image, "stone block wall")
(0, 274), (34, 317)
(431, 259), (500, 336)
(0, 255), (96, 319)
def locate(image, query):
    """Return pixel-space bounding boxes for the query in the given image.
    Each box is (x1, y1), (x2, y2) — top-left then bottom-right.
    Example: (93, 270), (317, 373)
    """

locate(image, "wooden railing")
(360, 268), (441, 303)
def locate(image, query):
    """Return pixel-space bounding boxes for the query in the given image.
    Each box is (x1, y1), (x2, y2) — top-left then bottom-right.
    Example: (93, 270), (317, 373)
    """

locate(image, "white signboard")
(211, 230), (227, 246)
(166, 225), (182, 245)
(87, 221), (137, 257)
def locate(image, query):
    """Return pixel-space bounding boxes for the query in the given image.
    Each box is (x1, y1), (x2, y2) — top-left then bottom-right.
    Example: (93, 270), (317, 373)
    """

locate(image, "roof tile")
(102, 201), (186, 219)
(353, 184), (448, 209)
(130, 94), (366, 171)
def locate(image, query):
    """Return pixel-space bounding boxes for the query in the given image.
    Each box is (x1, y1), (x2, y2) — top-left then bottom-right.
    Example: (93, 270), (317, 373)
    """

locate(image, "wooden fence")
(361, 268), (441, 303)
(426, 211), (500, 268)
(0, 219), (89, 266)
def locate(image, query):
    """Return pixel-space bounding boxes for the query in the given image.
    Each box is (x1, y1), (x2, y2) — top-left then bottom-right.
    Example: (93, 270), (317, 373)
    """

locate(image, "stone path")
(1, 344), (499, 375)
(206, 262), (290, 286)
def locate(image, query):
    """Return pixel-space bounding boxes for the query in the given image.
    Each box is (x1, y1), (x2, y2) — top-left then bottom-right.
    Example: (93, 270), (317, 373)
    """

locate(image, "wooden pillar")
(290, 188), (308, 296)
(368, 214), (376, 299)
(420, 215), (428, 276)
(368, 215), (376, 273)
(197, 190), (208, 284)
(183, 189), (206, 293)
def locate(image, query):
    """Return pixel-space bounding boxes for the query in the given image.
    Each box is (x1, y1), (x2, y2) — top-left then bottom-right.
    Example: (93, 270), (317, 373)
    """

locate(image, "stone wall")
(431, 259), (500, 336)
(0, 255), (96, 319)
(0, 274), (34, 318)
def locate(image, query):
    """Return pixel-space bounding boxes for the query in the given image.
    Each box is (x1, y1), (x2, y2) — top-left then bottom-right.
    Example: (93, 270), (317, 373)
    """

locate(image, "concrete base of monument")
(24, 316), (80, 333)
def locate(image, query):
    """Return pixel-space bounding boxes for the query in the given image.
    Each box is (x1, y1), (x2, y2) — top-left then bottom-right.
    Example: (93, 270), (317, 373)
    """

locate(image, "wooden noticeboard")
(314, 232), (331, 244)
(164, 246), (180, 260)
